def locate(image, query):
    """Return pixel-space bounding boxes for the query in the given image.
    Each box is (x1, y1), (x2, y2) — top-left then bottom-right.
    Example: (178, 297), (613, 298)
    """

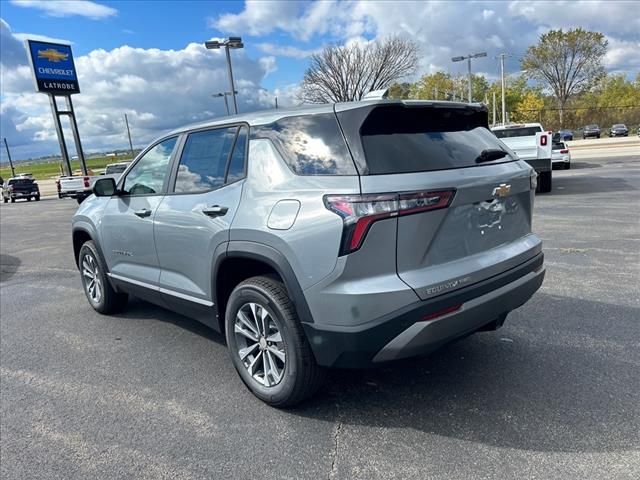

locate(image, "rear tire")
(565, 162), (571, 170)
(225, 276), (325, 407)
(78, 240), (128, 314)
(35, 195), (40, 201)
(3, 198), (7, 203)
(539, 171), (552, 193)
(10, 198), (15, 203)
(76, 196), (85, 205)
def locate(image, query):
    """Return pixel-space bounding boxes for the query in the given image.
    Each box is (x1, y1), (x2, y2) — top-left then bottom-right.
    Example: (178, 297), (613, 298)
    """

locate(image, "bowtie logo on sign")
(37, 48), (69, 63)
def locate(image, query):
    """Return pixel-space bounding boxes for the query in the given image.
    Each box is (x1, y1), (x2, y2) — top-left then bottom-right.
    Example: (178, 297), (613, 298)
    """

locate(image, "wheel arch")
(215, 241), (314, 333)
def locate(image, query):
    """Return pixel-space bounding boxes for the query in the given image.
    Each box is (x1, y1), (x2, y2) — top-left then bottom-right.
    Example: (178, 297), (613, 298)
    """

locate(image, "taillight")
(83, 176), (90, 188)
(540, 135), (547, 146)
(324, 189), (455, 255)
(560, 149), (569, 154)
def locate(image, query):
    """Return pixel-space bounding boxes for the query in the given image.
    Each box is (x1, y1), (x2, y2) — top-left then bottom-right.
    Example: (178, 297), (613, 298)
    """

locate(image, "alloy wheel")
(234, 302), (286, 387)
(81, 254), (103, 304)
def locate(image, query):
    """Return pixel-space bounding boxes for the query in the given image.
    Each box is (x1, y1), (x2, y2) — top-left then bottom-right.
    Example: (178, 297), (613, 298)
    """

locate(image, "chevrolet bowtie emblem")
(38, 48), (69, 62)
(492, 183), (511, 198)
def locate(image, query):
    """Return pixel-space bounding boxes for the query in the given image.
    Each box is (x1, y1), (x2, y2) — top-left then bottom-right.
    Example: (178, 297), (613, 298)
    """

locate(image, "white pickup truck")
(491, 123), (553, 193)
(58, 162), (130, 203)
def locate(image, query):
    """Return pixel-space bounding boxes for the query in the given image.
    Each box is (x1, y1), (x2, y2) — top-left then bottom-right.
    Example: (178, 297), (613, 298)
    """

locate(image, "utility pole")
(124, 114), (134, 160)
(496, 53), (510, 125)
(275, 96), (278, 109)
(452, 52), (487, 103)
(3, 138), (16, 177)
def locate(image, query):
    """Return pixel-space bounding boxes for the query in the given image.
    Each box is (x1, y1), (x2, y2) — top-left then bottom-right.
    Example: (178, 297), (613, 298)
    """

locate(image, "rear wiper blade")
(475, 149), (509, 163)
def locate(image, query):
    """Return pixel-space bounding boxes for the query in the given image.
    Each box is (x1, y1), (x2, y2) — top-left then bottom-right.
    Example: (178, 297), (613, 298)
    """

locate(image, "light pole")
(496, 53), (511, 125)
(3, 138), (16, 177)
(205, 37), (243, 114)
(212, 91), (237, 116)
(451, 52), (487, 103)
(124, 113), (134, 159)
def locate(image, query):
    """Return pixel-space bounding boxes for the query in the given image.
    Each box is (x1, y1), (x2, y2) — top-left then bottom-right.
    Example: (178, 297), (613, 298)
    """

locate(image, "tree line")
(299, 28), (640, 131)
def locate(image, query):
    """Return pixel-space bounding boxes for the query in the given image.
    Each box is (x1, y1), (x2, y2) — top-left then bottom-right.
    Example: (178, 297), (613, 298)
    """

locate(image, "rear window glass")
(8, 179), (34, 186)
(492, 126), (542, 138)
(105, 164), (128, 174)
(251, 113), (356, 175)
(359, 106), (515, 175)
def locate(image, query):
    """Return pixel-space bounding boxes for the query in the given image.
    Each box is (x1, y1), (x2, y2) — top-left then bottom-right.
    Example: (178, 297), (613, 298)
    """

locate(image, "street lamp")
(212, 91), (238, 116)
(205, 37), (243, 114)
(451, 52), (487, 103)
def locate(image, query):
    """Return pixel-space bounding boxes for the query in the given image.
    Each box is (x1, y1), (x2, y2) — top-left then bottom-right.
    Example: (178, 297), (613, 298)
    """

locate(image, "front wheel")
(78, 240), (128, 314)
(225, 276), (325, 407)
(35, 195), (40, 201)
(10, 198), (15, 203)
(539, 171), (552, 193)
(3, 198), (7, 204)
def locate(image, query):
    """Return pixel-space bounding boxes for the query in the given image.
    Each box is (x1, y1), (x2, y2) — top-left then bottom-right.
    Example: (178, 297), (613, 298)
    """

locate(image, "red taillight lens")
(421, 304), (462, 322)
(83, 176), (90, 188)
(540, 135), (547, 146)
(324, 189), (455, 255)
(560, 149), (569, 154)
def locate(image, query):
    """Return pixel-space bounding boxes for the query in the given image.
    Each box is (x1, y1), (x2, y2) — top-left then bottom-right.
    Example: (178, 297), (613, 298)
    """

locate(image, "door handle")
(134, 208), (152, 218)
(202, 205), (229, 218)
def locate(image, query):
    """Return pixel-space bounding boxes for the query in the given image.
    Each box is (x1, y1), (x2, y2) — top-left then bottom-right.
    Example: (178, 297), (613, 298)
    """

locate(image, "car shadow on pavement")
(290, 293), (639, 454)
(0, 254), (21, 283)
(118, 296), (226, 346)
(551, 175), (637, 196)
(562, 161), (602, 170)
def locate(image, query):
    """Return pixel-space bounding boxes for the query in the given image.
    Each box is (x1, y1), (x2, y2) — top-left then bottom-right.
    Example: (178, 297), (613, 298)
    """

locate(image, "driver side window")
(122, 137), (177, 195)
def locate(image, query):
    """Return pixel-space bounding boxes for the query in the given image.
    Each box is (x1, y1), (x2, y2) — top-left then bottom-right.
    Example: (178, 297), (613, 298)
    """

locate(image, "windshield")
(492, 126), (542, 139)
(586, 125), (599, 129)
(612, 124), (625, 128)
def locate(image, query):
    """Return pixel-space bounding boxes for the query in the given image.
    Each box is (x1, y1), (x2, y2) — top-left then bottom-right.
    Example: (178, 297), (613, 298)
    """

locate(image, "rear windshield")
(492, 126), (542, 138)
(586, 125), (598, 129)
(250, 113), (356, 175)
(359, 106), (515, 174)
(105, 164), (128, 174)
(8, 179), (34, 186)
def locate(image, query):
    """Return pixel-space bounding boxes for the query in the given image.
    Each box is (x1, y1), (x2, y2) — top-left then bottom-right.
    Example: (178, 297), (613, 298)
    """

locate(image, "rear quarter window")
(250, 113), (357, 175)
(492, 126), (543, 138)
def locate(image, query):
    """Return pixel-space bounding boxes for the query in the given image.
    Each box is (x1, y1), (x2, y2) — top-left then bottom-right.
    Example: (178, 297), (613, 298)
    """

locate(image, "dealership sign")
(26, 40), (80, 95)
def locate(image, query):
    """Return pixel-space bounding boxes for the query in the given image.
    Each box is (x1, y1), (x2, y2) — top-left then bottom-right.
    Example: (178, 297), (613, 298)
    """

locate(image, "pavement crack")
(328, 405), (343, 480)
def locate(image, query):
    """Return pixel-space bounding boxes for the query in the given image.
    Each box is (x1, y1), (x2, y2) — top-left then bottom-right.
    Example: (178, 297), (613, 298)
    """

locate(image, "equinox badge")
(492, 183), (511, 198)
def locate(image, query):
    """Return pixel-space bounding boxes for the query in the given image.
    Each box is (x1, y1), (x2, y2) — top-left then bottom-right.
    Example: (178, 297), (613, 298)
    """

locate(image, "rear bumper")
(59, 190), (88, 199)
(302, 252), (544, 368)
(524, 158), (551, 173)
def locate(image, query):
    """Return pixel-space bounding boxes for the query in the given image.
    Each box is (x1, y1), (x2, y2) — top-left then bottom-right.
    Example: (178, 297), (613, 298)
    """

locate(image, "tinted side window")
(122, 137), (177, 195)
(251, 113), (356, 175)
(226, 126), (248, 183)
(174, 127), (237, 193)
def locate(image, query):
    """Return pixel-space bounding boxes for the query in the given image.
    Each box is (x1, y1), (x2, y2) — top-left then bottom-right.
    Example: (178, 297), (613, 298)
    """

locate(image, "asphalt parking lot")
(1, 154), (639, 479)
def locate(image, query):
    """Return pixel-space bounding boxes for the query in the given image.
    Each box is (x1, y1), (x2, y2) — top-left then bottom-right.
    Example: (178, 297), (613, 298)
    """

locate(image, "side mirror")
(93, 177), (117, 197)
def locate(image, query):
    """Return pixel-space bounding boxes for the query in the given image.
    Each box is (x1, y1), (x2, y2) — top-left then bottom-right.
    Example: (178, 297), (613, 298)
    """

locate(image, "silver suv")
(72, 100), (545, 406)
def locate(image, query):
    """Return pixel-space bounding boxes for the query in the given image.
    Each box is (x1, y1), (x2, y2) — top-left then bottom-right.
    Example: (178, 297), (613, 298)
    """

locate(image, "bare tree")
(299, 36), (419, 103)
(522, 28), (608, 126)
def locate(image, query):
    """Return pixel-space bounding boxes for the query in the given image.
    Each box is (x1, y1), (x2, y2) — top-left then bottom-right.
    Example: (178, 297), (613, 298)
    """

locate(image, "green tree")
(522, 28), (608, 127)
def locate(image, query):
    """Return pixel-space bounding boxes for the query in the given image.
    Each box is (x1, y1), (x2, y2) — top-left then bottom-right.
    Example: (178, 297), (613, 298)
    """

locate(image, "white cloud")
(0, 22), (276, 159)
(604, 37), (640, 73)
(10, 0), (117, 20)
(256, 43), (319, 59)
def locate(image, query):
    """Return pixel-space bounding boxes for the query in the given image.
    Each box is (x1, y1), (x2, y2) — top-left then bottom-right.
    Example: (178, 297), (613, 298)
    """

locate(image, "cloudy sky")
(1, 0), (638, 161)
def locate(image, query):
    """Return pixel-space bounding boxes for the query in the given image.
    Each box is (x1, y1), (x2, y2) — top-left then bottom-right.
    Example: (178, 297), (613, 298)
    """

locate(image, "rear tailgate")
(60, 176), (88, 193)
(336, 102), (541, 300)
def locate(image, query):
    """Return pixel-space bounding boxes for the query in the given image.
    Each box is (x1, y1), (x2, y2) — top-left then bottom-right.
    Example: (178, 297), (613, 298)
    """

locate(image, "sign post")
(25, 40), (87, 176)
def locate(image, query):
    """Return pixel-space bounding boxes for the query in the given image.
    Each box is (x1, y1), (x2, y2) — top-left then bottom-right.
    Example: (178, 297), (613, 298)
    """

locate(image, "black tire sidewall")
(225, 281), (301, 404)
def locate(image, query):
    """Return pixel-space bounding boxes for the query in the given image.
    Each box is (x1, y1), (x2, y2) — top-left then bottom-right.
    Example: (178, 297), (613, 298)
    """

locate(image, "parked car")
(72, 101), (545, 407)
(2, 177), (40, 203)
(608, 124), (628, 137)
(555, 129), (573, 141)
(552, 141), (571, 169)
(58, 161), (131, 203)
(582, 124), (601, 139)
(491, 123), (553, 192)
